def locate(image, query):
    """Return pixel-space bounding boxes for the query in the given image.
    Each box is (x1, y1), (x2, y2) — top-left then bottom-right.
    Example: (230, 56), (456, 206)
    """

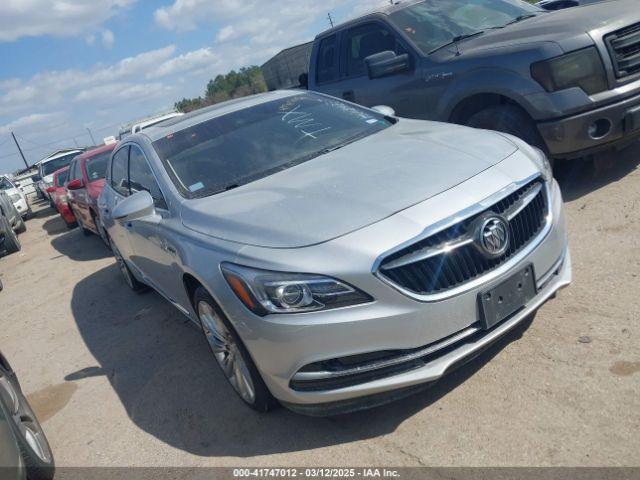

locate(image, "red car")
(66, 144), (114, 243)
(47, 167), (77, 227)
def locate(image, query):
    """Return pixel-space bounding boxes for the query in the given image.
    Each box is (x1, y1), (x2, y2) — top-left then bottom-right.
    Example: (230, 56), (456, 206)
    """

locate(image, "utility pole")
(11, 132), (29, 169)
(86, 127), (97, 145)
(327, 13), (334, 28)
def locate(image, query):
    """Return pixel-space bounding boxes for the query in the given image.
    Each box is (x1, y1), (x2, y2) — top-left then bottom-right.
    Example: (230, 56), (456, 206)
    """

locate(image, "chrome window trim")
(292, 325), (480, 382)
(372, 173), (553, 303)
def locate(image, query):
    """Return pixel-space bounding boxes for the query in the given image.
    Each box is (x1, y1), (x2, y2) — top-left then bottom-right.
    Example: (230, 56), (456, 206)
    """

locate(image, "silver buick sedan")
(99, 90), (571, 415)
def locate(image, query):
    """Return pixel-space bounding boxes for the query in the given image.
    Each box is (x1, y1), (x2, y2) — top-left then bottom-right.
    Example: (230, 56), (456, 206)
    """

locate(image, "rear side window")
(316, 35), (338, 84)
(129, 146), (166, 209)
(110, 146), (129, 196)
(344, 23), (406, 77)
(85, 151), (111, 182)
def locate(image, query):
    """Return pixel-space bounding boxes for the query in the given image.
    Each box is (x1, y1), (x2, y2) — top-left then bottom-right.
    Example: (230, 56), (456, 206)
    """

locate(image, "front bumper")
(239, 180), (571, 414)
(538, 91), (640, 158)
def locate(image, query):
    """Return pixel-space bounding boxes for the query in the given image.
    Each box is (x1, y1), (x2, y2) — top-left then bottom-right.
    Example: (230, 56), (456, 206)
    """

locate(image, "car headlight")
(9, 193), (21, 202)
(221, 263), (373, 315)
(531, 47), (607, 96)
(530, 146), (553, 182)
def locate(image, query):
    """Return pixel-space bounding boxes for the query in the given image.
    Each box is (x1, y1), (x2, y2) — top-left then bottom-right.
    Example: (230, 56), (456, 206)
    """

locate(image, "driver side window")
(343, 23), (407, 78)
(128, 145), (167, 210)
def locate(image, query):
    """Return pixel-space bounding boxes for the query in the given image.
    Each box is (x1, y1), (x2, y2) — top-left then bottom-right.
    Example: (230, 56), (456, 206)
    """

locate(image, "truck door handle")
(342, 90), (355, 102)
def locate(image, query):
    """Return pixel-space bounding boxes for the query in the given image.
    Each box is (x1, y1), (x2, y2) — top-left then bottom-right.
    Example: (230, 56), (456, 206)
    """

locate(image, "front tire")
(464, 105), (546, 151)
(112, 244), (147, 292)
(193, 287), (275, 412)
(0, 364), (55, 480)
(15, 216), (26, 234)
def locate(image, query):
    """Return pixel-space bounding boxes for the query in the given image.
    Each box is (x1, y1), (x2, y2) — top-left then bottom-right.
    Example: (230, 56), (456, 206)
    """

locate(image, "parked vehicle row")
(0, 176), (31, 220)
(36, 149), (85, 206)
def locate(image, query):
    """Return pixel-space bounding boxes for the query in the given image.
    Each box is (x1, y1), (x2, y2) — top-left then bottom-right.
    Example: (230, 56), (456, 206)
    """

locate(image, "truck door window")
(344, 23), (406, 78)
(316, 35), (338, 84)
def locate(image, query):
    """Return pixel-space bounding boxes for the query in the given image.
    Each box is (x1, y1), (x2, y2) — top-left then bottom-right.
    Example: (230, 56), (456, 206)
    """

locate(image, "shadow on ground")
(555, 141), (640, 201)
(48, 220), (111, 261)
(68, 260), (534, 457)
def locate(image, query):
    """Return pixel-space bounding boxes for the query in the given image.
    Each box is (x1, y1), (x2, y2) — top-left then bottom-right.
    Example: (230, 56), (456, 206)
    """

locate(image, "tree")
(175, 66), (268, 113)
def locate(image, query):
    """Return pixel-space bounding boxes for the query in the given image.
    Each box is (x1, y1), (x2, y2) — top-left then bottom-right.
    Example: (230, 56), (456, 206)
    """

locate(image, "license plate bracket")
(478, 265), (536, 330)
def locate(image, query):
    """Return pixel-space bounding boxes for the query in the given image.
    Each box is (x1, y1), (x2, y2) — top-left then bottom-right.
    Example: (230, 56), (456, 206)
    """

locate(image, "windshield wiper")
(429, 31), (485, 55)
(503, 14), (538, 26)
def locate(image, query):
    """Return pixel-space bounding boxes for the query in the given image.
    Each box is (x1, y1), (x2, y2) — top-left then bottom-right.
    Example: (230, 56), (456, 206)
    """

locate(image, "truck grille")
(605, 22), (640, 79)
(378, 178), (548, 297)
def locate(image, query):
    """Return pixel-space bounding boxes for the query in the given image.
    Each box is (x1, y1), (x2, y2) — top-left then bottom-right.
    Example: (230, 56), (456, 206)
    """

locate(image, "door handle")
(125, 222), (133, 229)
(342, 90), (355, 102)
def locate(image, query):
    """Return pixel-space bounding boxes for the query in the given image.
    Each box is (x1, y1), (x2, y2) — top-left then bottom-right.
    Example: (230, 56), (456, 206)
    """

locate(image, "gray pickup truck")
(305, 0), (640, 159)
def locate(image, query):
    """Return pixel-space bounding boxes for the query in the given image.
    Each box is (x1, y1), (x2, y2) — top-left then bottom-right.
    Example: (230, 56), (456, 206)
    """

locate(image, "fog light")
(588, 118), (612, 140)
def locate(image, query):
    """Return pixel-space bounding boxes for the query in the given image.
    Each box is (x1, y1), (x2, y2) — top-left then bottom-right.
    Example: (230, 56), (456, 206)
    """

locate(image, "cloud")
(0, 112), (65, 136)
(101, 29), (115, 48)
(75, 82), (171, 103)
(0, 0), (135, 42)
(148, 47), (223, 79)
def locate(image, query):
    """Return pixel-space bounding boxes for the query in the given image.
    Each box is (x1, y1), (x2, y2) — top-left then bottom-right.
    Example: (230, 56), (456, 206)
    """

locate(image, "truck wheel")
(1, 216), (21, 254)
(465, 105), (546, 151)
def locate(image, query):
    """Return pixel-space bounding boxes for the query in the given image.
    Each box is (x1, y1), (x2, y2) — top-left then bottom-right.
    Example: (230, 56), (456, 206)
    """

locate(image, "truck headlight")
(9, 193), (21, 203)
(531, 47), (607, 96)
(221, 263), (373, 315)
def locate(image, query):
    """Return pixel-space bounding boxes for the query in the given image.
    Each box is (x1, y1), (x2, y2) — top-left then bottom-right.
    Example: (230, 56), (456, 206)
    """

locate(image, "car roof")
(40, 148), (84, 164)
(141, 89), (301, 142)
(315, 0), (422, 38)
(74, 143), (116, 162)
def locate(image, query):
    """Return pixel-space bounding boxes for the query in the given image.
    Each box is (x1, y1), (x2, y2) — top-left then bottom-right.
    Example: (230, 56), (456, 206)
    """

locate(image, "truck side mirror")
(298, 72), (309, 89)
(365, 51), (410, 80)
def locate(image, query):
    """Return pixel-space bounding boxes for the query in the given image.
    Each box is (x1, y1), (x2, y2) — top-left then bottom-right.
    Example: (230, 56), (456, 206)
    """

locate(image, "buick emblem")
(476, 215), (510, 258)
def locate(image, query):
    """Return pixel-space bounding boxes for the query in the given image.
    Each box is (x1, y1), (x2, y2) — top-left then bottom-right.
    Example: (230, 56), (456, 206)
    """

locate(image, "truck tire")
(1, 216), (21, 254)
(464, 105), (546, 151)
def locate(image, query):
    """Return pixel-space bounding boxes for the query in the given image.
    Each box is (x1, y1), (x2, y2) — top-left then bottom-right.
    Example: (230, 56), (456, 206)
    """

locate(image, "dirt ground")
(0, 145), (638, 468)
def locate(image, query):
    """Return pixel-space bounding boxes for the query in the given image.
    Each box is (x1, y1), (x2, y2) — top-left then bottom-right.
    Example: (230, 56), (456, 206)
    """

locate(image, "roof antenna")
(327, 13), (334, 28)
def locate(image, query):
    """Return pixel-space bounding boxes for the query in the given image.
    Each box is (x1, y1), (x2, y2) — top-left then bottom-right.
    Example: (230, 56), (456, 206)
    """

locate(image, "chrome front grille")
(605, 22), (640, 79)
(378, 178), (548, 298)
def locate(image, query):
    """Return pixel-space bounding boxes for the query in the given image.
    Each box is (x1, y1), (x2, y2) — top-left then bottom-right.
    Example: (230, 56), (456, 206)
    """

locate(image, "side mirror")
(66, 179), (83, 190)
(298, 72), (309, 89)
(371, 105), (396, 117)
(365, 51), (410, 79)
(46, 186), (56, 194)
(112, 190), (157, 222)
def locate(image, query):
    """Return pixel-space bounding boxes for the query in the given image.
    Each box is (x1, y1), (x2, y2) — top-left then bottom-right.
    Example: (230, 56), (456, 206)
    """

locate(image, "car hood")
(459, 0), (639, 54)
(181, 120), (518, 248)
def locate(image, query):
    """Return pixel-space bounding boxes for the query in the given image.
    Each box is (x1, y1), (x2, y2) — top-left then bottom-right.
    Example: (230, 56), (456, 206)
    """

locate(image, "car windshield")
(42, 152), (80, 176)
(0, 177), (15, 191)
(55, 170), (69, 187)
(153, 93), (394, 198)
(389, 0), (542, 55)
(85, 151), (111, 181)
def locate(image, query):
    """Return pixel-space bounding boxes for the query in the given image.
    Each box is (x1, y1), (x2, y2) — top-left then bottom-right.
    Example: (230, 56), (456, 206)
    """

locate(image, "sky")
(0, 0), (385, 174)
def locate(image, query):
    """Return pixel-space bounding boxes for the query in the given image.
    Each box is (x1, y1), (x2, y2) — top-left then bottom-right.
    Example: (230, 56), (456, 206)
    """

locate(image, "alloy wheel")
(197, 301), (256, 404)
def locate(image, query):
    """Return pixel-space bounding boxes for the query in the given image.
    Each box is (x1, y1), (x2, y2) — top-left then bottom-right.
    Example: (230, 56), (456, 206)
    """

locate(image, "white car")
(118, 112), (183, 140)
(0, 176), (31, 219)
(36, 149), (84, 203)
